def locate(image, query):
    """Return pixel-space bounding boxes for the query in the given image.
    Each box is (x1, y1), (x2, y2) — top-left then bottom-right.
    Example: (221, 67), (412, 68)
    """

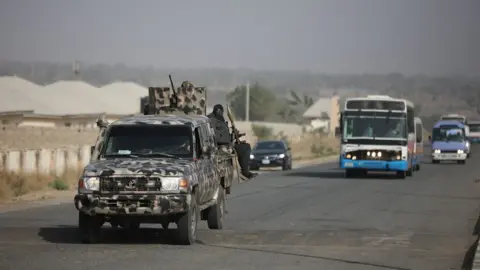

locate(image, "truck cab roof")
(110, 114), (211, 128)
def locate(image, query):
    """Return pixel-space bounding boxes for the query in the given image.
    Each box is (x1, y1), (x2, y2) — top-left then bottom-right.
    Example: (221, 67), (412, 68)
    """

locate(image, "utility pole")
(245, 82), (250, 121)
(73, 60), (80, 80)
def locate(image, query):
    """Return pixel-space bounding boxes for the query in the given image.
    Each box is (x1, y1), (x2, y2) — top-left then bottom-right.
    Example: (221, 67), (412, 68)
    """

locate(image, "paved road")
(1, 148), (480, 270)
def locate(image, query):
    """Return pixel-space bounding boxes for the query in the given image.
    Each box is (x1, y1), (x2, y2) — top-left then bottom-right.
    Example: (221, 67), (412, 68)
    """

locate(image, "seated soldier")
(208, 104), (257, 180)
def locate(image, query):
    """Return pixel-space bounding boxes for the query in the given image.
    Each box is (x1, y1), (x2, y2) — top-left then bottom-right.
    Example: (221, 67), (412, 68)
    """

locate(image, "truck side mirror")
(428, 135), (432, 141)
(90, 146), (95, 155)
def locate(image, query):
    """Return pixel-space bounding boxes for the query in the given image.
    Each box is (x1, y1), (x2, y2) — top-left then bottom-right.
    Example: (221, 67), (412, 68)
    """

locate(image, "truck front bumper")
(432, 152), (467, 161)
(74, 193), (190, 216)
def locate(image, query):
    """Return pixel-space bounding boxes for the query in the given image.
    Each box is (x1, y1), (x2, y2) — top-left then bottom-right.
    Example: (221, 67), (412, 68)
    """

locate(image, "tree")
(276, 90), (314, 122)
(226, 82), (277, 121)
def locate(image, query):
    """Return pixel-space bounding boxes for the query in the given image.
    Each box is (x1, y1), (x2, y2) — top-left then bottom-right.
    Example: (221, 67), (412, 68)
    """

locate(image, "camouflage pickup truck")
(74, 80), (238, 245)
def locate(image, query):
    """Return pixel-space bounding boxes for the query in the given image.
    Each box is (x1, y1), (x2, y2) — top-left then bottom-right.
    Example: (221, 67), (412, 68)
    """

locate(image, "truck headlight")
(434, 149), (440, 154)
(346, 154), (352, 159)
(250, 154), (254, 159)
(457, 149), (464, 154)
(162, 177), (189, 191)
(82, 177), (100, 191)
(278, 153), (285, 158)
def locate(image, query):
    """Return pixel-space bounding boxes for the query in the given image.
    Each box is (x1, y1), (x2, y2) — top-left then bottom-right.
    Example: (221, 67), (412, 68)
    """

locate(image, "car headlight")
(434, 149), (440, 154)
(457, 149), (464, 154)
(250, 154), (254, 159)
(162, 177), (189, 191)
(278, 153), (285, 158)
(82, 177), (100, 191)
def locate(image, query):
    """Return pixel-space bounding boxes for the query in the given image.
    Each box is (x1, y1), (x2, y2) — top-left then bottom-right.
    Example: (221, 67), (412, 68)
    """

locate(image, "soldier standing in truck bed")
(208, 104), (257, 180)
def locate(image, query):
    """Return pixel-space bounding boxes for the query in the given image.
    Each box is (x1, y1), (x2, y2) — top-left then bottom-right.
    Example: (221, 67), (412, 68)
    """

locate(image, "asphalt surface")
(1, 147), (480, 270)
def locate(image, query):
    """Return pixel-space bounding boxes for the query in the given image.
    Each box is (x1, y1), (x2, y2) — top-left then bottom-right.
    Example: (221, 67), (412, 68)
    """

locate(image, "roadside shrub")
(251, 124), (274, 140)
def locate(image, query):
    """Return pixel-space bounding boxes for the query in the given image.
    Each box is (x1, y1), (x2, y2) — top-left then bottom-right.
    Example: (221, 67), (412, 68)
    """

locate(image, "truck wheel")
(396, 171), (406, 179)
(432, 159), (439, 164)
(125, 221), (140, 230)
(457, 160), (466, 164)
(78, 212), (102, 244)
(207, 188), (225, 230)
(161, 222), (169, 229)
(177, 193), (198, 245)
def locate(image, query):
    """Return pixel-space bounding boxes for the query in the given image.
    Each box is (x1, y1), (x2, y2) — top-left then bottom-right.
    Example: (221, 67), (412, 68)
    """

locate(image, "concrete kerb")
(0, 155), (339, 214)
(470, 221), (480, 269)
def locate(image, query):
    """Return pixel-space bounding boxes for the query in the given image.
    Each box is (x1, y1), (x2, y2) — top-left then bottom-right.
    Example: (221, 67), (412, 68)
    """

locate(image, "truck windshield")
(432, 126), (465, 142)
(441, 117), (465, 123)
(343, 114), (407, 140)
(102, 125), (193, 158)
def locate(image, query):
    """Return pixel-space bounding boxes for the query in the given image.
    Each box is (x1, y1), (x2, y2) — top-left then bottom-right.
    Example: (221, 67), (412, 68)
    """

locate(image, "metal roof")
(302, 97), (332, 119)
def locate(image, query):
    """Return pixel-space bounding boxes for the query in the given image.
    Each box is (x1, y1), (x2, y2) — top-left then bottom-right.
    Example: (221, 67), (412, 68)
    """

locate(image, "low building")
(302, 96), (340, 136)
(0, 110), (128, 129)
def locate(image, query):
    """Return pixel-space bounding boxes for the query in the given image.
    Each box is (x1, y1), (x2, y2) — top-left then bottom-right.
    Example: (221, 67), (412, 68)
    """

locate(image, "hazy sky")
(0, 0), (479, 76)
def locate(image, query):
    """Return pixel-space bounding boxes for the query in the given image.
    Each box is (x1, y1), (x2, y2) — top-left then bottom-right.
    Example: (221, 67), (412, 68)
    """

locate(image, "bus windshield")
(343, 113), (407, 140)
(432, 126), (465, 142)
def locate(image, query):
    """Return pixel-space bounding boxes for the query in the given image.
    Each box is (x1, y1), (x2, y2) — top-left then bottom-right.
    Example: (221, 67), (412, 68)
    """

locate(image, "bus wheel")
(345, 169), (356, 178)
(396, 171), (406, 179)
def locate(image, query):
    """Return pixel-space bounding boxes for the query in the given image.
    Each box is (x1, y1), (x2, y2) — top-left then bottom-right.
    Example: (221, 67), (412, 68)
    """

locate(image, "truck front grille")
(100, 176), (162, 193)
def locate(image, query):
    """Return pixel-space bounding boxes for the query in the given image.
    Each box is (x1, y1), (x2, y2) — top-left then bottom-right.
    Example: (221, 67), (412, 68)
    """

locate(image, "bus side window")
(407, 107), (415, 133)
(416, 123), (422, 142)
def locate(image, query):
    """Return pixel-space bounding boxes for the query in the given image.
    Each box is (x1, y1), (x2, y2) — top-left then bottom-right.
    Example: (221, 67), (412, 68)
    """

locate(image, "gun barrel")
(168, 74), (177, 96)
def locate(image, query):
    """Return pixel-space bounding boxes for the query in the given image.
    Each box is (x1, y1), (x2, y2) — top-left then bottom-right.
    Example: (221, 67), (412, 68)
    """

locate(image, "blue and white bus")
(339, 95), (416, 179)
(467, 120), (480, 144)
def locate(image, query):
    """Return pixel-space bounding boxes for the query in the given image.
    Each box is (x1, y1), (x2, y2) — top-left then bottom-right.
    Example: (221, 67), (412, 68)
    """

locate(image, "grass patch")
(0, 169), (81, 202)
(48, 178), (69, 190)
(290, 134), (339, 161)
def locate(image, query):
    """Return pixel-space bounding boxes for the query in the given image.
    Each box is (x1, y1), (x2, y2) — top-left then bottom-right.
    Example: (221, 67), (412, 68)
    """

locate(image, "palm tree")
(276, 90), (315, 122)
(288, 90), (314, 108)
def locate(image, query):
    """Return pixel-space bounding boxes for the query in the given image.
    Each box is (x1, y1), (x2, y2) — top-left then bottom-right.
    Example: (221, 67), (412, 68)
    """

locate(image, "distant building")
(302, 96), (340, 136)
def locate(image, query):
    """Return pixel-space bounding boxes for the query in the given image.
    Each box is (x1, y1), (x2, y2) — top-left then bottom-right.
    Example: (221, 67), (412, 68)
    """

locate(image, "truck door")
(199, 124), (217, 200)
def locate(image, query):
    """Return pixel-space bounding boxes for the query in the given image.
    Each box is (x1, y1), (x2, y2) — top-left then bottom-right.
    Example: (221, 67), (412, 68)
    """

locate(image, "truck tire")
(177, 193), (198, 245)
(161, 222), (169, 229)
(207, 188), (225, 230)
(78, 212), (102, 244)
(124, 221), (140, 230)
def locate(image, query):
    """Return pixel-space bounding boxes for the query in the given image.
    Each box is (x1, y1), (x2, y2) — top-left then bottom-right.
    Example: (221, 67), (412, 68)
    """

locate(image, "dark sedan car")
(249, 140), (292, 171)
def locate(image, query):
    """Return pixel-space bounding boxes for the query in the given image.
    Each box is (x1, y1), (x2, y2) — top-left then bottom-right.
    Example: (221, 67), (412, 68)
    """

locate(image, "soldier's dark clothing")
(207, 112), (231, 145)
(208, 107), (256, 179)
(234, 142), (252, 177)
